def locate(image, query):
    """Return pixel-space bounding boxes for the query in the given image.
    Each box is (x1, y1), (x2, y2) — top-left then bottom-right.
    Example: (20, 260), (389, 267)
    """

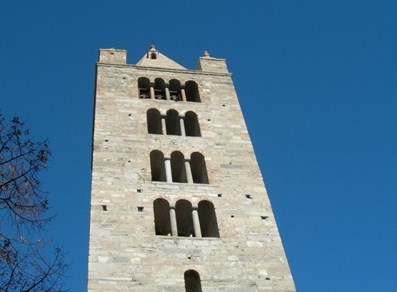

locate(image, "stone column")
(192, 208), (202, 238)
(150, 86), (155, 99)
(169, 207), (178, 237)
(181, 88), (187, 102)
(185, 160), (193, 183)
(164, 158), (172, 183)
(180, 117), (186, 136)
(165, 87), (171, 101)
(161, 116), (167, 135)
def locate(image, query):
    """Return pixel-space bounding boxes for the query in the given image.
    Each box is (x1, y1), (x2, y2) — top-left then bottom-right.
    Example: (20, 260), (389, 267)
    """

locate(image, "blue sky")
(1, 1), (396, 291)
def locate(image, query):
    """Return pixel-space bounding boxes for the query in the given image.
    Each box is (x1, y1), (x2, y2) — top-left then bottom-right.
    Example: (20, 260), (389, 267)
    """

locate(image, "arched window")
(176, 200), (194, 237)
(147, 109), (162, 134)
(154, 78), (166, 100)
(169, 79), (182, 101)
(171, 151), (187, 183)
(153, 199), (171, 236)
(166, 110), (181, 136)
(150, 150), (166, 182)
(138, 77), (150, 99)
(184, 111), (201, 137)
(190, 152), (209, 184)
(184, 270), (202, 292)
(198, 200), (220, 238)
(150, 52), (157, 59)
(185, 81), (200, 102)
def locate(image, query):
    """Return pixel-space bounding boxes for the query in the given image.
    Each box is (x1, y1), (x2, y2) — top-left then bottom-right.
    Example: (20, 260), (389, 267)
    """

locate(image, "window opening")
(184, 270), (202, 292)
(169, 79), (182, 101)
(184, 111), (201, 137)
(171, 151), (187, 183)
(170, 91), (181, 101)
(166, 110), (181, 135)
(176, 200), (194, 237)
(190, 152), (209, 184)
(185, 81), (200, 102)
(150, 150), (166, 182)
(198, 200), (220, 237)
(138, 77), (150, 99)
(154, 78), (166, 100)
(153, 199), (171, 235)
(147, 109), (162, 134)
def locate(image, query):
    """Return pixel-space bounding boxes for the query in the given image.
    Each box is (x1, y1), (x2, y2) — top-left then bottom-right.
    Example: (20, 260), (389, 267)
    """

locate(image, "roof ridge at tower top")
(135, 45), (186, 70)
(98, 47), (230, 74)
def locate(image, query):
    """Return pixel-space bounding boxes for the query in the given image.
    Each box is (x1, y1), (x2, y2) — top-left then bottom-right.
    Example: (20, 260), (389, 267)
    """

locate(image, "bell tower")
(88, 46), (295, 291)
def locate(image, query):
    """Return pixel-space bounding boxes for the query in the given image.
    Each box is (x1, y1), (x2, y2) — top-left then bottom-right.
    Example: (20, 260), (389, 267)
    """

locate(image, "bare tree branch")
(0, 113), (67, 291)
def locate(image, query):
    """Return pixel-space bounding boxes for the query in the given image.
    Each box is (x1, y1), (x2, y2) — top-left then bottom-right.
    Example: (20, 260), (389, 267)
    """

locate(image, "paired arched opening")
(152, 198), (219, 238)
(150, 151), (209, 184)
(146, 109), (201, 137)
(184, 270), (202, 292)
(138, 78), (201, 102)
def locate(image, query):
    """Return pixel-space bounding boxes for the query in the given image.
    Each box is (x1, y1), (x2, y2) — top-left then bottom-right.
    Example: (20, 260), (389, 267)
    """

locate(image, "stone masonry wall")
(87, 50), (295, 291)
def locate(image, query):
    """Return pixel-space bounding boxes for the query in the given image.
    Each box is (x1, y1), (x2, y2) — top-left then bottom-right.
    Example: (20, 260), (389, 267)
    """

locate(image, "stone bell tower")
(87, 45), (295, 291)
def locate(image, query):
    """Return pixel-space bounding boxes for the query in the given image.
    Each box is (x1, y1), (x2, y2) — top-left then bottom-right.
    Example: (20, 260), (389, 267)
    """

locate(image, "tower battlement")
(98, 46), (229, 74)
(98, 48), (127, 64)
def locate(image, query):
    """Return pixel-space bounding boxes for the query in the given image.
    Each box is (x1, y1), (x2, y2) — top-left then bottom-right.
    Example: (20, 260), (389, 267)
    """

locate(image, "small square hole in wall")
(137, 206), (144, 212)
(245, 194), (252, 199)
(231, 215), (235, 218)
(102, 205), (108, 211)
(218, 194), (222, 197)
(104, 139), (109, 142)
(261, 216), (268, 220)
(137, 189), (142, 193)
